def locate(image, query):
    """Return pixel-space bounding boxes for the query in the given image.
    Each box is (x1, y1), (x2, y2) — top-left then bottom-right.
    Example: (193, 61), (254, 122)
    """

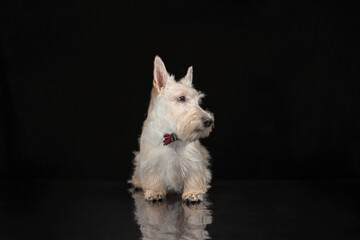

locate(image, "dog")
(130, 56), (214, 203)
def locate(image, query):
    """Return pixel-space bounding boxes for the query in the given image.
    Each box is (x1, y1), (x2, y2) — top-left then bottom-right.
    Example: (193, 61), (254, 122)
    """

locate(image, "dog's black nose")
(203, 118), (213, 128)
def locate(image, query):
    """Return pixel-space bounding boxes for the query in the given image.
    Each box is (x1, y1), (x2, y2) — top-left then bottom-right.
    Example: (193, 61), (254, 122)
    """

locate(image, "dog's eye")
(178, 96), (186, 102)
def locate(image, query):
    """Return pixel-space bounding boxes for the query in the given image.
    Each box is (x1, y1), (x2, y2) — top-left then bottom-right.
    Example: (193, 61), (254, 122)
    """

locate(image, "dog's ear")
(182, 66), (193, 86)
(153, 56), (168, 91)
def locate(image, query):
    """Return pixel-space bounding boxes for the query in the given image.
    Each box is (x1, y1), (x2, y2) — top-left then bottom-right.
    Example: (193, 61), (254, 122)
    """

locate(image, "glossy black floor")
(1, 178), (360, 240)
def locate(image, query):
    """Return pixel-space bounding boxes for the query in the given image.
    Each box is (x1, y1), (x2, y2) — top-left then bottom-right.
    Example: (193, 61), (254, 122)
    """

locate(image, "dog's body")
(131, 56), (214, 202)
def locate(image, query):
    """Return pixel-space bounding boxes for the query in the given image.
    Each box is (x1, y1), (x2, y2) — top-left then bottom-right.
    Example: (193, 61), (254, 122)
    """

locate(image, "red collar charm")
(163, 133), (178, 145)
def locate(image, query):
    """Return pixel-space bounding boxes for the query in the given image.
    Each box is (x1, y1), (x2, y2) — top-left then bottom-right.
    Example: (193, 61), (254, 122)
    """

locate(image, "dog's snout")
(203, 118), (213, 128)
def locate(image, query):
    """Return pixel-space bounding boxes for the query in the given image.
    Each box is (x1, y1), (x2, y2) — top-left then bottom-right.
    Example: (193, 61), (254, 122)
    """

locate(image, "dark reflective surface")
(132, 190), (211, 240)
(1, 179), (360, 239)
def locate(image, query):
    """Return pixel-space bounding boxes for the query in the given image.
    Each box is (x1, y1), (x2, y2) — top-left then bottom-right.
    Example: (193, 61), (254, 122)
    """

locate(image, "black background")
(1, 0), (360, 180)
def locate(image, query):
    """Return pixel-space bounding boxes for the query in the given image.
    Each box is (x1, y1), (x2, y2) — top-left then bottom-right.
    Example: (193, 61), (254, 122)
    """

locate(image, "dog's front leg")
(182, 170), (210, 203)
(141, 171), (166, 201)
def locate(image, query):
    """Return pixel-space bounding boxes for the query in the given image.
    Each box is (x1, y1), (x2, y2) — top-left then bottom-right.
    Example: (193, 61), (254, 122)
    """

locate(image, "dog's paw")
(182, 192), (204, 203)
(144, 190), (165, 202)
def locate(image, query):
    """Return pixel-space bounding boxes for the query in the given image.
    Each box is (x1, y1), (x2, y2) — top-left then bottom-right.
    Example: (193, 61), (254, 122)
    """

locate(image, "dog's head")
(151, 56), (214, 142)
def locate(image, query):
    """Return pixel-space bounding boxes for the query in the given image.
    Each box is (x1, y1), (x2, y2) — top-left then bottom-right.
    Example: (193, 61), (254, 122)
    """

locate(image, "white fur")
(131, 56), (214, 202)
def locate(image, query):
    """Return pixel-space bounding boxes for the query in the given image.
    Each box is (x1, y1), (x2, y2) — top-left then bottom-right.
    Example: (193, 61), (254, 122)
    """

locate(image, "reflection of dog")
(132, 191), (212, 240)
(130, 56), (214, 202)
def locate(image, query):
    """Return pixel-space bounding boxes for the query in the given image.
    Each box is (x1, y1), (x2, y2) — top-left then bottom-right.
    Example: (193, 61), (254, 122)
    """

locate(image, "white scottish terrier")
(131, 56), (214, 203)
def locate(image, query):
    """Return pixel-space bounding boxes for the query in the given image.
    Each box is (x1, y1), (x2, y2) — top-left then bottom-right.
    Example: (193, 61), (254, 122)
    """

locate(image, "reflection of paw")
(183, 200), (213, 226)
(182, 201), (203, 211)
(147, 199), (166, 208)
(182, 192), (203, 203)
(144, 190), (165, 201)
(131, 190), (144, 202)
(133, 187), (142, 193)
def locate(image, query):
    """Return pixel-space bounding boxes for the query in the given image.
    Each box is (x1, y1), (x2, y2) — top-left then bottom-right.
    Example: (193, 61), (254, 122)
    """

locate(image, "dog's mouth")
(196, 123), (214, 132)
(177, 120), (214, 142)
(195, 127), (205, 132)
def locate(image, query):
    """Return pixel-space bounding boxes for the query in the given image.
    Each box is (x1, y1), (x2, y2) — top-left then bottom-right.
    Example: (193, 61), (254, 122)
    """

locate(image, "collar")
(163, 133), (178, 145)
